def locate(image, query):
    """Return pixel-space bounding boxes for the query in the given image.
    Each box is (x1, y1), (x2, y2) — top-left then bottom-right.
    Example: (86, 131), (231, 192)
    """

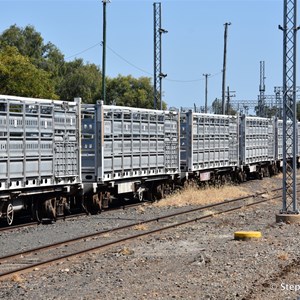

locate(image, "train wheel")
(31, 200), (41, 223)
(91, 193), (102, 214)
(32, 199), (56, 223)
(102, 192), (111, 209)
(6, 203), (14, 226)
(146, 189), (154, 202)
(137, 189), (144, 202)
(46, 198), (57, 221)
(139, 191), (144, 201)
(154, 184), (164, 200)
(217, 175), (222, 187)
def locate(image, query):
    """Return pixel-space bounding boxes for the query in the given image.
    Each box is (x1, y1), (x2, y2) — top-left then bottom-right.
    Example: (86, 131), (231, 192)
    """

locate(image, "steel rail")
(0, 201), (150, 233)
(0, 186), (281, 262)
(0, 213), (87, 233)
(0, 190), (281, 280)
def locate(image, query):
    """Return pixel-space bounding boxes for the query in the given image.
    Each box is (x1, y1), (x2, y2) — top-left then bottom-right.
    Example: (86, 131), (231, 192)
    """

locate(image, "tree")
(0, 46), (58, 99)
(211, 98), (222, 114)
(211, 98), (236, 115)
(106, 75), (166, 109)
(0, 25), (43, 60)
(0, 25), (64, 71)
(57, 59), (102, 103)
(0, 25), (163, 108)
(0, 25), (65, 90)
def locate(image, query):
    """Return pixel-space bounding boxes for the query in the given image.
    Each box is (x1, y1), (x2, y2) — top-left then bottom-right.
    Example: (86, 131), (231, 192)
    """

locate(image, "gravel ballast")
(1, 175), (300, 300)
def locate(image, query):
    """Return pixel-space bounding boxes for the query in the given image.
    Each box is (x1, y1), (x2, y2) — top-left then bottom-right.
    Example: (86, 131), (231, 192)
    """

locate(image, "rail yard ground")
(1, 174), (300, 300)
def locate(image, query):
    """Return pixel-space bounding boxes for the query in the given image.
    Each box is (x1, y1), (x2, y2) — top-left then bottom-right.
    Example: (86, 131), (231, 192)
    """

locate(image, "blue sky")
(0, 0), (291, 109)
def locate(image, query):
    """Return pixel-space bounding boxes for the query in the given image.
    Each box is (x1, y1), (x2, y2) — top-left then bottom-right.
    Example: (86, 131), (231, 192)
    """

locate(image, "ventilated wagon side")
(0, 95), (82, 225)
(81, 101), (180, 212)
(180, 111), (239, 184)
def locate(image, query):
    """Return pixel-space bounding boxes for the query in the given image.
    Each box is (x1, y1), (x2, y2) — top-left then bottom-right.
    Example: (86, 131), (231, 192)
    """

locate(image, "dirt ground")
(1, 174), (300, 300)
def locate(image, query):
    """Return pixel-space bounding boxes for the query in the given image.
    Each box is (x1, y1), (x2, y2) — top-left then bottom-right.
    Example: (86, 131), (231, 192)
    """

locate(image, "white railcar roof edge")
(0, 94), (77, 105)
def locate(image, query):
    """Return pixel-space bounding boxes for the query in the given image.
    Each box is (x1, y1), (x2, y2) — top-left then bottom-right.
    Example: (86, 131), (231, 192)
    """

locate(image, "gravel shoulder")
(1, 174), (300, 300)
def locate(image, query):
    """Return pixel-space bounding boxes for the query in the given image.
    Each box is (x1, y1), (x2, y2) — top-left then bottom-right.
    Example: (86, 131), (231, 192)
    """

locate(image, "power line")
(107, 44), (222, 83)
(106, 45), (152, 75)
(166, 71), (222, 83)
(65, 41), (222, 83)
(65, 42), (102, 60)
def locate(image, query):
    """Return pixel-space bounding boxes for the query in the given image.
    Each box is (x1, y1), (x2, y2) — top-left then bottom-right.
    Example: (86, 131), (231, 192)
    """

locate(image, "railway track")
(0, 213), (87, 233)
(0, 187), (282, 281)
(0, 201), (150, 234)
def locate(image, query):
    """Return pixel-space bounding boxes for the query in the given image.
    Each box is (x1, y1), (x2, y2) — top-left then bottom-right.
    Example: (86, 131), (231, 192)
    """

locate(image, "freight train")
(0, 95), (295, 225)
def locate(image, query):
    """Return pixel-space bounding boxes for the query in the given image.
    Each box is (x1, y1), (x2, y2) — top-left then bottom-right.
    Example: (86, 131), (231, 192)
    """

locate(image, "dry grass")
(153, 183), (249, 208)
(11, 274), (24, 283)
(260, 179), (281, 191)
(118, 247), (134, 256)
(133, 224), (148, 231)
(277, 251), (289, 260)
(136, 206), (146, 214)
(275, 173), (283, 179)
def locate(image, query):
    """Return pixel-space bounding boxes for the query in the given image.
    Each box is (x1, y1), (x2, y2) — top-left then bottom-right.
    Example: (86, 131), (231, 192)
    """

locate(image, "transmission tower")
(277, 0), (299, 221)
(153, 2), (167, 110)
(258, 61), (266, 117)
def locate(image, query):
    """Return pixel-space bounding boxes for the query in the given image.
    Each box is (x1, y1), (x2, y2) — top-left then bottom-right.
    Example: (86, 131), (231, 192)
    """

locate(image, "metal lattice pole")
(153, 2), (167, 110)
(258, 61), (266, 117)
(279, 0), (299, 214)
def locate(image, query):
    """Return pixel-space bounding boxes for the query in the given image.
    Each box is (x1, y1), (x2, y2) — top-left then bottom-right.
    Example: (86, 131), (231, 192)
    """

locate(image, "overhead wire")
(64, 41), (222, 83)
(165, 71), (222, 83)
(65, 42), (102, 60)
(106, 45), (153, 76)
(106, 45), (222, 82)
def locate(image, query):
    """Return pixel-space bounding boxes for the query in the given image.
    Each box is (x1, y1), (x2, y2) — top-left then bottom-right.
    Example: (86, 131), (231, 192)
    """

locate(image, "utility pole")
(203, 73), (211, 113)
(225, 86), (236, 115)
(222, 22), (231, 115)
(154, 2), (167, 110)
(102, 0), (110, 105)
(276, 0), (300, 223)
(258, 61), (266, 117)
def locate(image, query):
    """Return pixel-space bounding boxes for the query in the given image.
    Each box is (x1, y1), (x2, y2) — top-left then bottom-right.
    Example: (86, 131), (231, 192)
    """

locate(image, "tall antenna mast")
(277, 0), (300, 223)
(153, 2), (167, 110)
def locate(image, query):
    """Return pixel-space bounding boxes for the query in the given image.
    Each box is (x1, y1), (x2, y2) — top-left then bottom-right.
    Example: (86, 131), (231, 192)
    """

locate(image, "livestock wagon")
(239, 115), (276, 178)
(81, 101), (180, 211)
(0, 95), (82, 225)
(180, 111), (239, 183)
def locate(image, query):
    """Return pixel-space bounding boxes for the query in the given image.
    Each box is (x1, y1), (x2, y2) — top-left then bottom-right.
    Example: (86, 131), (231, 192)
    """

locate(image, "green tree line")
(0, 25), (165, 109)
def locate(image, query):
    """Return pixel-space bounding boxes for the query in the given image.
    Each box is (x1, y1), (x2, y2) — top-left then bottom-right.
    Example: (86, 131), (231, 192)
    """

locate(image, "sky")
(0, 0), (293, 110)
